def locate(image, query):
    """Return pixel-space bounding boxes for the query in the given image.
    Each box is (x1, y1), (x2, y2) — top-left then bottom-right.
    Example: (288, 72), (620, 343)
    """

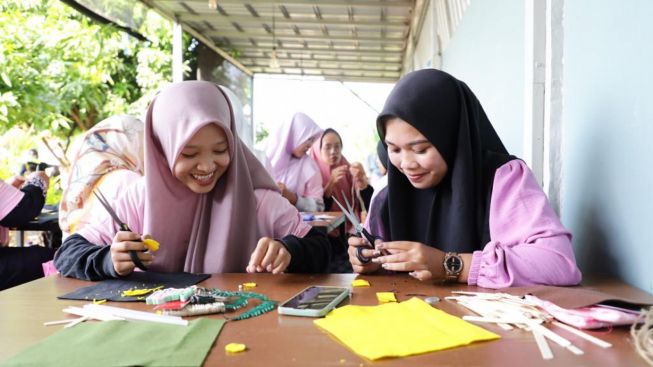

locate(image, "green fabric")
(2, 318), (224, 367)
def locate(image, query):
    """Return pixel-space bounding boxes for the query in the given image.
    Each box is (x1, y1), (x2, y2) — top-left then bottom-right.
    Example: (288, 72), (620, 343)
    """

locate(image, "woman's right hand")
(6, 175), (25, 188)
(110, 231), (153, 276)
(348, 236), (382, 274)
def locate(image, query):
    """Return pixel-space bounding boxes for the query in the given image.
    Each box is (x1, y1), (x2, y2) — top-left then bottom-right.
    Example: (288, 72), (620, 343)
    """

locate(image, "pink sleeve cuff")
(467, 250), (483, 285)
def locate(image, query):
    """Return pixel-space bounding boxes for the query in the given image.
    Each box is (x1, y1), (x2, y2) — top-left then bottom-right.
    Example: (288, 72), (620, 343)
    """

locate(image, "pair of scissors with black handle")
(332, 191), (386, 264)
(93, 189), (149, 271)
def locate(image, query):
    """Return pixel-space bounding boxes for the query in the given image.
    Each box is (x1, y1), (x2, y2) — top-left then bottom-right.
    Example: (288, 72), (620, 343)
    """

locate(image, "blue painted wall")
(441, 0), (525, 157)
(561, 0), (653, 293)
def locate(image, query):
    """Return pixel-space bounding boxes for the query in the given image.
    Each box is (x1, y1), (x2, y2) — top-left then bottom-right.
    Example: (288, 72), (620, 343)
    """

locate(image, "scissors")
(93, 189), (149, 271)
(332, 191), (385, 264)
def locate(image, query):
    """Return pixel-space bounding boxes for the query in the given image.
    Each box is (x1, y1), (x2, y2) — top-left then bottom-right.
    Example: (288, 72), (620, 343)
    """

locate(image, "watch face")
(445, 256), (463, 273)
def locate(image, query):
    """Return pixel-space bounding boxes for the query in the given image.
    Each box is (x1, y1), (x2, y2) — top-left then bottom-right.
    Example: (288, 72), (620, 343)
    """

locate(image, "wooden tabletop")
(0, 273), (650, 366)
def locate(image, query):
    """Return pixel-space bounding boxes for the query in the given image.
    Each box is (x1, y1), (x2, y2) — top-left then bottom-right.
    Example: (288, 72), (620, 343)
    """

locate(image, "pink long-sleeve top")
(366, 160), (582, 289)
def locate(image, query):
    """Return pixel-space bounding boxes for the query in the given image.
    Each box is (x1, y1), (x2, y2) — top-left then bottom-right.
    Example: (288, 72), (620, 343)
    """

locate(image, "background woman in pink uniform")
(266, 112), (324, 212)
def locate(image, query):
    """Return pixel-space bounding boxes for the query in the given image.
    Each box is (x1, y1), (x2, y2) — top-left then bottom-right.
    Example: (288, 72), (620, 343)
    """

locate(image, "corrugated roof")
(140, 0), (416, 82)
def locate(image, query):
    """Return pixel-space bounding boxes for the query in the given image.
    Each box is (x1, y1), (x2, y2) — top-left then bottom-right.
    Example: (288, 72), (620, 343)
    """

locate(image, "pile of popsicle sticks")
(446, 291), (612, 360)
(44, 303), (188, 328)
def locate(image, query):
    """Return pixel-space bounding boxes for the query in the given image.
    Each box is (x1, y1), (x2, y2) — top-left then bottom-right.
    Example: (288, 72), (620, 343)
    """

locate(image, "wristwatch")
(443, 252), (464, 283)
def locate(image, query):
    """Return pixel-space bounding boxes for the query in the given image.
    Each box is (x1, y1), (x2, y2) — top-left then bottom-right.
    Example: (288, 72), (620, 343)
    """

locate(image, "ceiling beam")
(236, 46), (405, 57)
(162, 0), (413, 9)
(207, 31), (405, 44)
(241, 55), (401, 66)
(179, 14), (409, 28)
(248, 62), (401, 73)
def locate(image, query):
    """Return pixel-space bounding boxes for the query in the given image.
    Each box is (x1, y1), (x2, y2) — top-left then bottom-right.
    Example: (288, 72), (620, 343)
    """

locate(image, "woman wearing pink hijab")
(54, 81), (331, 280)
(266, 112), (324, 212)
(308, 128), (373, 272)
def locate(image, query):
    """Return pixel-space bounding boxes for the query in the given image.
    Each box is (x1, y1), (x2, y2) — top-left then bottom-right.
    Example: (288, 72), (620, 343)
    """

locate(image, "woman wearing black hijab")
(348, 69), (581, 289)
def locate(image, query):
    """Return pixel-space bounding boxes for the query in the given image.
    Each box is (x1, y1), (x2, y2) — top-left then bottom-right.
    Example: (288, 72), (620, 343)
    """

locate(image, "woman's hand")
(349, 162), (369, 190)
(371, 241), (446, 281)
(277, 182), (297, 204)
(247, 237), (291, 274)
(110, 231), (153, 276)
(348, 236), (383, 274)
(325, 166), (348, 196)
(6, 175), (25, 188)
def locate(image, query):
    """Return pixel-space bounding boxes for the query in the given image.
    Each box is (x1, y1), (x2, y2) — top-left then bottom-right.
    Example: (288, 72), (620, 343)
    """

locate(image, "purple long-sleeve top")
(366, 160), (582, 289)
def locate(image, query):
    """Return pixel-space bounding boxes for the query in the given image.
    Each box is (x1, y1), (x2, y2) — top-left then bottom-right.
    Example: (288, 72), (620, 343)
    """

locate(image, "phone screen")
(281, 286), (348, 310)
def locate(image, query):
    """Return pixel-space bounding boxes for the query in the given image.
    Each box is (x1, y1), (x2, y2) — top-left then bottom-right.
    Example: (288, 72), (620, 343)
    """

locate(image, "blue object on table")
(302, 213), (315, 221)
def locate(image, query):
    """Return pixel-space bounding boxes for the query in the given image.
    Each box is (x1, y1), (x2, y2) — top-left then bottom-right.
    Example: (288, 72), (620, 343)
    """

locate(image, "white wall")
(560, 0), (653, 293)
(440, 0), (525, 157)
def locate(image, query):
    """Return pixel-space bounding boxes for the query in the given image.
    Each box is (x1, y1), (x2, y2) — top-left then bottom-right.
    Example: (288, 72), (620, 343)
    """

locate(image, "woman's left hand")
(371, 241), (446, 281)
(247, 237), (291, 274)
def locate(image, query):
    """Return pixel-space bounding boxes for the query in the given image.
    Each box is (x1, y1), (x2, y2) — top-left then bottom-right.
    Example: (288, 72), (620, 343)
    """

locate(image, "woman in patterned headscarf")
(59, 115), (145, 237)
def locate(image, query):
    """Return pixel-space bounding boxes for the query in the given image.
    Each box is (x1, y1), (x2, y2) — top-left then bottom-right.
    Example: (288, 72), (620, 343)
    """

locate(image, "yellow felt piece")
(143, 238), (160, 252)
(121, 286), (163, 297)
(242, 282), (257, 289)
(351, 279), (370, 287)
(314, 297), (500, 360)
(225, 343), (247, 353)
(376, 292), (397, 303)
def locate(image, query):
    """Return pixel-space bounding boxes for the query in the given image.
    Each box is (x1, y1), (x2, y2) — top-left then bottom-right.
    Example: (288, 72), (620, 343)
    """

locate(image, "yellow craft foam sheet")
(314, 297), (500, 360)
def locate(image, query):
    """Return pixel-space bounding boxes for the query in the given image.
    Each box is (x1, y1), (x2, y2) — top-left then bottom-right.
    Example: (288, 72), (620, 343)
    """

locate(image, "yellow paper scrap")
(92, 299), (107, 305)
(376, 292), (397, 303)
(143, 238), (160, 252)
(225, 343), (247, 353)
(121, 286), (163, 297)
(242, 282), (257, 290)
(352, 279), (370, 287)
(314, 297), (500, 360)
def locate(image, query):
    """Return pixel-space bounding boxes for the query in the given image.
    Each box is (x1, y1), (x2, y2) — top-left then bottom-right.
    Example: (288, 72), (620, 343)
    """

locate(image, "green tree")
(0, 0), (178, 142)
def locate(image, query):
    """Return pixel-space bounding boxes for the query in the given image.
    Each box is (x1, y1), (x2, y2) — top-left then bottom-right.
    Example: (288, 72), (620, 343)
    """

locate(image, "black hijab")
(376, 140), (389, 171)
(375, 69), (516, 252)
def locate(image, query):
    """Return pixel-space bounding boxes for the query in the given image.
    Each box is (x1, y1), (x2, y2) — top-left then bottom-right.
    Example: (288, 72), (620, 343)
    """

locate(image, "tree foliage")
(0, 0), (178, 139)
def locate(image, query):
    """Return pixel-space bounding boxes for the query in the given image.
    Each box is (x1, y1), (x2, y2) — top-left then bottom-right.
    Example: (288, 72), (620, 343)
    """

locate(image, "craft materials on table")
(58, 271), (210, 302)
(351, 278), (370, 287)
(44, 303), (188, 328)
(7, 318), (223, 367)
(314, 297), (499, 360)
(145, 285), (277, 321)
(446, 291), (615, 361)
(376, 292), (397, 304)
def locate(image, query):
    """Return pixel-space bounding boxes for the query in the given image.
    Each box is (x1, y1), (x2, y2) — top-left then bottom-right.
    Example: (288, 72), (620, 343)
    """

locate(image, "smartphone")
(278, 286), (350, 317)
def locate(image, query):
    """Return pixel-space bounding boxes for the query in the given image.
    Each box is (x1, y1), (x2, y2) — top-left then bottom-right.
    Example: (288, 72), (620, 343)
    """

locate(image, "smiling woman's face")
(384, 117), (448, 189)
(173, 123), (231, 194)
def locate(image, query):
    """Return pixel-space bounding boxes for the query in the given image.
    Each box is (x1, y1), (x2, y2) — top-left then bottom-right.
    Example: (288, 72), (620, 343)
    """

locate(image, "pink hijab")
(308, 129), (360, 233)
(80, 81), (277, 273)
(266, 112), (323, 196)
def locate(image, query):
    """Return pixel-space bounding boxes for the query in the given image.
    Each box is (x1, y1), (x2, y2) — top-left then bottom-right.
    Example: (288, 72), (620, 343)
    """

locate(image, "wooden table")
(304, 211), (346, 234)
(0, 274), (651, 366)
